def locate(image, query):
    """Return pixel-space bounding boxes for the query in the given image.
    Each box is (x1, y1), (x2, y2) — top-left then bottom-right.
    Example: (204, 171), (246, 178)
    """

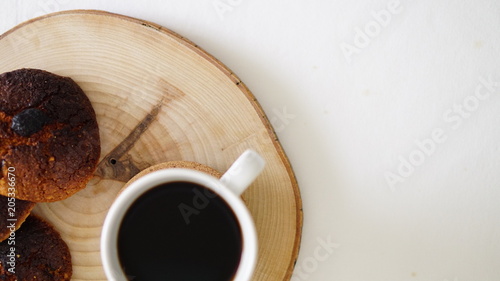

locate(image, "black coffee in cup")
(117, 181), (243, 280)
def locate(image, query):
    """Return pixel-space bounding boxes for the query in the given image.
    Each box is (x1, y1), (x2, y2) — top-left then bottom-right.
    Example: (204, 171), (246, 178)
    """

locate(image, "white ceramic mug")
(101, 150), (265, 281)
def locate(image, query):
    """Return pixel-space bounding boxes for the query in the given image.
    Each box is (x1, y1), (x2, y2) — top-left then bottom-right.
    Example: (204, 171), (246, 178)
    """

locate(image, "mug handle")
(220, 149), (266, 196)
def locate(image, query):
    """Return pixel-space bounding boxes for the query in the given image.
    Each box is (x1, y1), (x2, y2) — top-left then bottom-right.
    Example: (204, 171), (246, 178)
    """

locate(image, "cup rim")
(100, 168), (258, 281)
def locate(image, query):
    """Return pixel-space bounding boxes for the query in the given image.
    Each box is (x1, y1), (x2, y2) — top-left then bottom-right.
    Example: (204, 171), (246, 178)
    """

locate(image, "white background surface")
(2, 1), (500, 280)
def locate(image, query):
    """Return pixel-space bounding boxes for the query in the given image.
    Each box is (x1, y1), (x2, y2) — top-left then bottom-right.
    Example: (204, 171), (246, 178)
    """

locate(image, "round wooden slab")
(0, 10), (302, 281)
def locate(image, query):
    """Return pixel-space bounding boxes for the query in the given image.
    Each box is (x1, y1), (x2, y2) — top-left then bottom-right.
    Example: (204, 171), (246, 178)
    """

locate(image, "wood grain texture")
(0, 10), (302, 281)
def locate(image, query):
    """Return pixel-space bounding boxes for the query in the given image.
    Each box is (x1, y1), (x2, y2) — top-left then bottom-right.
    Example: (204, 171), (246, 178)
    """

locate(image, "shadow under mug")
(101, 150), (265, 281)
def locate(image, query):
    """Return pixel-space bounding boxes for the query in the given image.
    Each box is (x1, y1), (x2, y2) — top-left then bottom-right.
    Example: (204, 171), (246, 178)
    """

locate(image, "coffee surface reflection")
(118, 181), (243, 280)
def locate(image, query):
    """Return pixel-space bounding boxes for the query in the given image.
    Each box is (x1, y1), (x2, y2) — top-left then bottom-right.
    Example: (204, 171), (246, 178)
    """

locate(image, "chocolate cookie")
(0, 215), (72, 280)
(0, 68), (100, 202)
(0, 195), (35, 242)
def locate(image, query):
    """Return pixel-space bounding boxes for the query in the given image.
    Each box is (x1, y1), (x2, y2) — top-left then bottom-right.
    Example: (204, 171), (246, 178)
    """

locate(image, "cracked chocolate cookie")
(0, 215), (72, 280)
(0, 68), (100, 202)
